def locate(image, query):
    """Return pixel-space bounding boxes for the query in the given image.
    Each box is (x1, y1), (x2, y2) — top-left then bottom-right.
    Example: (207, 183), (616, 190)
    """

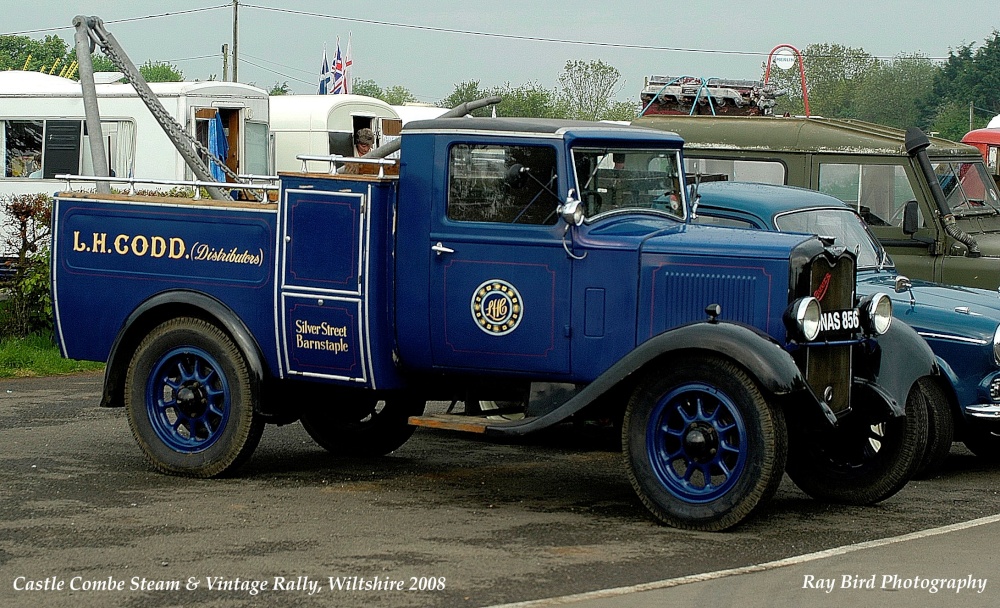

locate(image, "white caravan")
(0, 70), (270, 196)
(268, 94), (402, 172)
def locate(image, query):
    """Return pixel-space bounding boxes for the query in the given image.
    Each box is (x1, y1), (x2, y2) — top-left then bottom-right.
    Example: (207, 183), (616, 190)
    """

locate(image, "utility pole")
(232, 0), (239, 82)
(222, 44), (229, 81)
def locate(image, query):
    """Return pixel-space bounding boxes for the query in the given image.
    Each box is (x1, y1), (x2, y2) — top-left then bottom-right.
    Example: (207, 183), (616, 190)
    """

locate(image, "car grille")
(799, 253), (856, 415)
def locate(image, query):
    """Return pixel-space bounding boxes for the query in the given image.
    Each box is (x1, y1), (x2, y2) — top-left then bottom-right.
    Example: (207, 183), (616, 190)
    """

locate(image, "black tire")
(915, 378), (954, 477)
(300, 395), (425, 456)
(786, 382), (928, 504)
(622, 357), (787, 531)
(124, 317), (263, 478)
(962, 426), (1000, 460)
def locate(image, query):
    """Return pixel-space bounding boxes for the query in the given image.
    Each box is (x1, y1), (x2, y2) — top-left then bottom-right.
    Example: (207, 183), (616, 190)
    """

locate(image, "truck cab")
(53, 117), (937, 531)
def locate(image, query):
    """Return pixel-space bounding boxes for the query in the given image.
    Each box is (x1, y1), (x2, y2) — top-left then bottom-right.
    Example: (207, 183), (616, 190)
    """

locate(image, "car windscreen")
(933, 160), (1000, 216)
(774, 207), (885, 269)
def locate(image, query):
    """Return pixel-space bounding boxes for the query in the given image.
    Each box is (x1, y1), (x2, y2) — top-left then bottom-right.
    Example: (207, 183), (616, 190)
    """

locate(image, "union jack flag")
(331, 38), (353, 94)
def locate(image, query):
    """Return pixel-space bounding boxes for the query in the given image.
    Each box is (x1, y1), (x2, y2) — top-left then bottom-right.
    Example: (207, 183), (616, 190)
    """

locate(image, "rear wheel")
(300, 395), (425, 456)
(915, 379), (954, 476)
(622, 357), (786, 531)
(124, 318), (263, 477)
(786, 382), (928, 504)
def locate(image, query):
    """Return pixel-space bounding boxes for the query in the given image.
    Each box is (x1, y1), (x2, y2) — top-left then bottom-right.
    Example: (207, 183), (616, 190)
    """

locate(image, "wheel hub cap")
(684, 423), (719, 463)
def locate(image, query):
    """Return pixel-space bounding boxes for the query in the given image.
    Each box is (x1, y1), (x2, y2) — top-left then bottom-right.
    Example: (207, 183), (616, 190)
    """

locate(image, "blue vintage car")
(692, 181), (1000, 472)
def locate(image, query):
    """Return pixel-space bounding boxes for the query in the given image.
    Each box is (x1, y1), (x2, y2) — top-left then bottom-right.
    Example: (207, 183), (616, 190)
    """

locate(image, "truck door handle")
(432, 242), (455, 256)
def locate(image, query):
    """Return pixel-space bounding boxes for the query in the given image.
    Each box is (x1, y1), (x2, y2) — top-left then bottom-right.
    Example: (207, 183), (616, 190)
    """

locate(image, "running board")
(408, 414), (491, 434)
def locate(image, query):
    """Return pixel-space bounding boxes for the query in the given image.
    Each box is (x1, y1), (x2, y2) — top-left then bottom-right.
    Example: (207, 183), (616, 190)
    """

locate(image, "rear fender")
(101, 290), (267, 410)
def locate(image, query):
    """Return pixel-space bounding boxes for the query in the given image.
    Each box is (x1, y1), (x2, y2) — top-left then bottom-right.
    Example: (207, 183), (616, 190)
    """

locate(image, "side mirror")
(558, 189), (585, 227)
(505, 163), (527, 188)
(902, 200), (919, 235)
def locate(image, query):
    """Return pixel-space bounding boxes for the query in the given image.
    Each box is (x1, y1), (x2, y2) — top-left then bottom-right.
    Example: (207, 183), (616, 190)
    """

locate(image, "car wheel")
(622, 357), (787, 531)
(786, 382), (928, 504)
(300, 395), (425, 456)
(125, 317), (263, 477)
(915, 378), (954, 477)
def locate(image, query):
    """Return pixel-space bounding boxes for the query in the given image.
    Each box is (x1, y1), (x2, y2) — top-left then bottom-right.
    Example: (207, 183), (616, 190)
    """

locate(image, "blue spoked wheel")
(623, 357), (786, 531)
(646, 383), (749, 503)
(144, 346), (231, 453)
(125, 318), (263, 477)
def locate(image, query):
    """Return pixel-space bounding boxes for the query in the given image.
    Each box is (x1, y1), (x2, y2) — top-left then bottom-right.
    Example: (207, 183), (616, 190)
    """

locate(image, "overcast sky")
(4, 1), (999, 104)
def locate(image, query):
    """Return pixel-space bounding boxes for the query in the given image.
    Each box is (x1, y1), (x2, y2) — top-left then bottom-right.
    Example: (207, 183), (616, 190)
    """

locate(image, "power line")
(237, 56), (314, 86)
(241, 2), (953, 61)
(0, 5), (230, 37)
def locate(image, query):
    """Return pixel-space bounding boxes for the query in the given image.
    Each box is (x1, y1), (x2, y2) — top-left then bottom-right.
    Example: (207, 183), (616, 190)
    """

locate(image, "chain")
(88, 23), (245, 187)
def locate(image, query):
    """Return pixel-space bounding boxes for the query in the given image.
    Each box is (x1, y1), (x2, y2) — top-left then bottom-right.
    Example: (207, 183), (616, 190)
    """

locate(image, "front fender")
(856, 320), (938, 415)
(486, 320), (812, 436)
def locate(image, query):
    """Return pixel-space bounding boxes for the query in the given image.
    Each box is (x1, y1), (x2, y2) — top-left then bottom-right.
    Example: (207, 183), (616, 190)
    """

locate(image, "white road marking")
(484, 513), (1000, 607)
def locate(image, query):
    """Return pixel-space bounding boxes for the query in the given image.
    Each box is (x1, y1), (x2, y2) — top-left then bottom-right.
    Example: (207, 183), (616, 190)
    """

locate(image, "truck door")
(428, 142), (572, 375)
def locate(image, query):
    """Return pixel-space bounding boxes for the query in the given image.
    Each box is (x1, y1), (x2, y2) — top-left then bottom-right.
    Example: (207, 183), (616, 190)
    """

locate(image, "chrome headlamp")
(786, 297), (822, 342)
(992, 324), (1000, 366)
(860, 292), (893, 335)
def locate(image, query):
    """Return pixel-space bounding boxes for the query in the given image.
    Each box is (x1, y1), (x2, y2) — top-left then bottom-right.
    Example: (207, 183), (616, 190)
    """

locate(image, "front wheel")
(786, 382), (928, 504)
(124, 318), (263, 477)
(622, 357), (787, 531)
(300, 395), (425, 456)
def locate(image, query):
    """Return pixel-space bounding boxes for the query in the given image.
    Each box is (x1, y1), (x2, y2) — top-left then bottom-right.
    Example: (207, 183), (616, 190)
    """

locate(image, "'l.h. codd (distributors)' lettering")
(71, 231), (262, 266)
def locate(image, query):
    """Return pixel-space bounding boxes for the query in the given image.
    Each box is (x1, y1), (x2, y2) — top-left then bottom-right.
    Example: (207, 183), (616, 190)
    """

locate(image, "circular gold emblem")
(471, 279), (523, 335)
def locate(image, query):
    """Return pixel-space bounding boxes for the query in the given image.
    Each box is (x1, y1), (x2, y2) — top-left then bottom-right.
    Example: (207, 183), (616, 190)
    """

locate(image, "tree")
(439, 80), (491, 115)
(350, 78), (415, 104)
(767, 43), (878, 117)
(0, 34), (72, 74)
(919, 32), (1000, 137)
(382, 85), (416, 105)
(139, 60), (183, 82)
(269, 82), (290, 95)
(852, 54), (938, 129)
(351, 78), (383, 99)
(556, 59), (626, 121)
(488, 81), (565, 118)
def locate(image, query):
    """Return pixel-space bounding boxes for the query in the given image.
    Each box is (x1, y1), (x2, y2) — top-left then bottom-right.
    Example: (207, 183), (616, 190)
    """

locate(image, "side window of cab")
(447, 143), (560, 225)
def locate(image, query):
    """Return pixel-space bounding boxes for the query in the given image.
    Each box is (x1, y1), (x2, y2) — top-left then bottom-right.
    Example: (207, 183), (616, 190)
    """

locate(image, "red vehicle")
(962, 128), (1000, 180)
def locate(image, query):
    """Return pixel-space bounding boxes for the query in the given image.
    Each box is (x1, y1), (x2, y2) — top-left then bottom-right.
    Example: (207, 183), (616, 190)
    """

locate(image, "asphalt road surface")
(2, 372), (999, 608)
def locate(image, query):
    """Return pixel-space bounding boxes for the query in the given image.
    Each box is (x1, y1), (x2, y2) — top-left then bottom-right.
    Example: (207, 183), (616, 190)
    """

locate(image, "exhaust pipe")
(904, 127), (981, 257)
(365, 96), (502, 160)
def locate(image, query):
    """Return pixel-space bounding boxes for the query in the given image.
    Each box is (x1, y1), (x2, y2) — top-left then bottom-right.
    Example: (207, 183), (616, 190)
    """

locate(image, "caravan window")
(244, 121), (269, 175)
(2, 118), (136, 180)
(3, 120), (44, 177)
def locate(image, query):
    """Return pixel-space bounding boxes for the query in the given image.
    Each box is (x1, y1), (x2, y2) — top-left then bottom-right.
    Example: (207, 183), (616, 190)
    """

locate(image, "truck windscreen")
(571, 148), (685, 221)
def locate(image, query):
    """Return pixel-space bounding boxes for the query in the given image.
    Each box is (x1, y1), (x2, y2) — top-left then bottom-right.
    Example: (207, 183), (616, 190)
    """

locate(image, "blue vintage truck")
(51, 117), (937, 531)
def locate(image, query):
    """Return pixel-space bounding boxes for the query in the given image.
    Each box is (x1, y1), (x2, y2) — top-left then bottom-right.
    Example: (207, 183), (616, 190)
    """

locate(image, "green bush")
(0, 192), (52, 338)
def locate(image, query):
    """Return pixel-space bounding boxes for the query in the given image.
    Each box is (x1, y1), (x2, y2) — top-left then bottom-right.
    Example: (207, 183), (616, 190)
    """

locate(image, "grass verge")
(0, 333), (105, 378)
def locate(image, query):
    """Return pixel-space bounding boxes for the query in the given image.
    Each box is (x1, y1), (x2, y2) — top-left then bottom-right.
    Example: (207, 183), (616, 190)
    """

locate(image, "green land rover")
(633, 114), (1000, 291)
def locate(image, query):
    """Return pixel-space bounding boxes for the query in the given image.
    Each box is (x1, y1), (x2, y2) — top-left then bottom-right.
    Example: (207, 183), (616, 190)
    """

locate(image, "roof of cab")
(634, 114), (977, 157)
(402, 116), (684, 144)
